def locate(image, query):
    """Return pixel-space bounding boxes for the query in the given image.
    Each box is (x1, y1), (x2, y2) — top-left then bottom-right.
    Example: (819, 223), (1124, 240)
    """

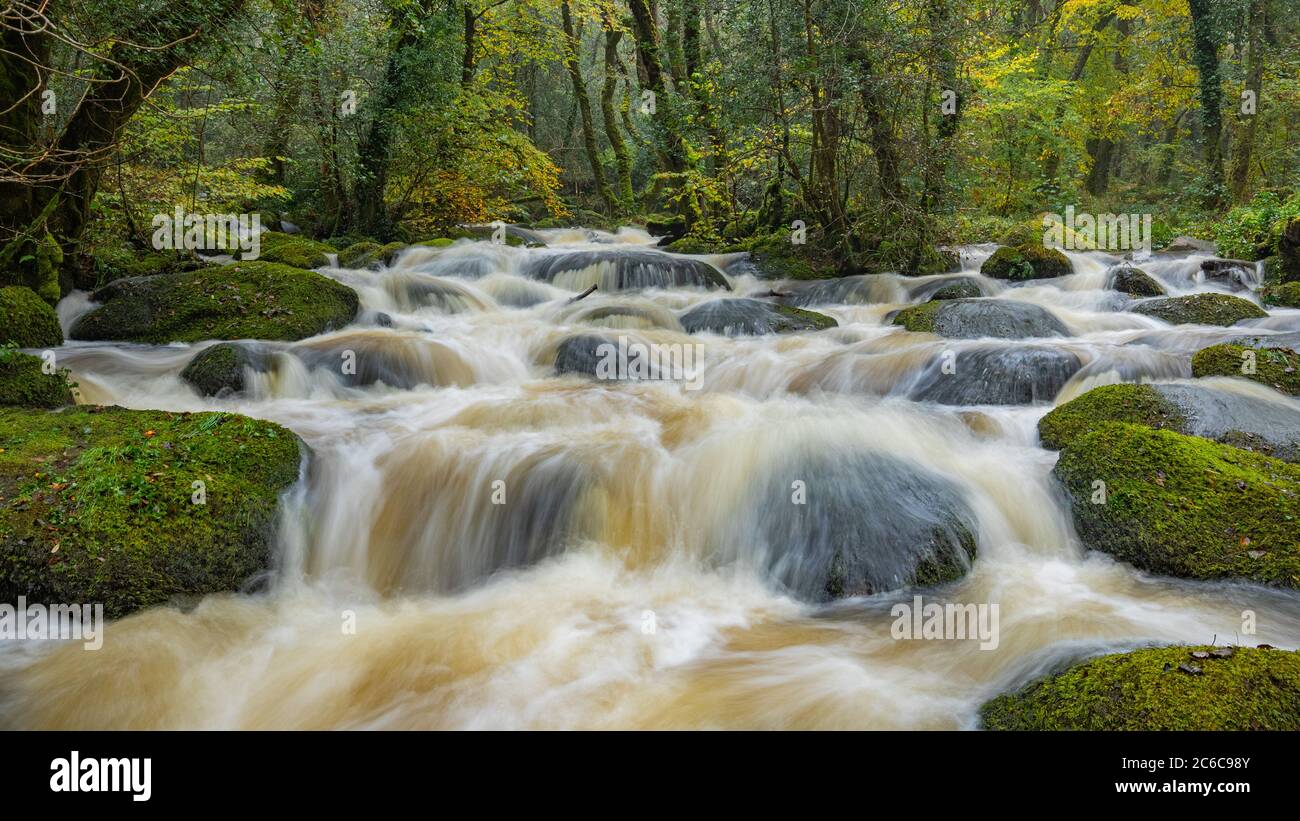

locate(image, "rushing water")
(3, 229), (1300, 729)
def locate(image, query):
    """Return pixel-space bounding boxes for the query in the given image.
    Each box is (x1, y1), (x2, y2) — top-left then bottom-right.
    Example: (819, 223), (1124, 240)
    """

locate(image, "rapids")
(2, 227), (1299, 729)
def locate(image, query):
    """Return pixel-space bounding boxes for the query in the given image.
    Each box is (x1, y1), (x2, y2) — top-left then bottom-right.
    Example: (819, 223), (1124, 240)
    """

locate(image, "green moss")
(0, 405), (303, 618)
(891, 301), (942, 333)
(1039, 384), (1184, 450)
(1054, 422), (1300, 587)
(2, 231), (63, 303)
(69, 261), (358, 344)
(665, 237), (716, 255)
(981, 645), (1300, 730)
(1260, 281), (1300, 308)
(337, 241), (382, 268)
(927, 279), (982, 301)
(90, 245), (194, 289)
(981, 243), (1072, 281)
(251, 231), (334, 269)
(1130, 293), (1267, 326)
(416, 237), (455, 248)
(0, 350), (74, 408)
(0, 286), (62, 347)
(180, 343), (264, 397)
(772, 304), (838, 331)
(1192, 343), (1300, 396)
(998, 219), (1046, 248)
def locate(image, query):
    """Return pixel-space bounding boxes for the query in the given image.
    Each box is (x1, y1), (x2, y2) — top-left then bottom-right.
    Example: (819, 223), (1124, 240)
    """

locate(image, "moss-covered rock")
(0, 350), (74, 408)
(1260, 281), (1300, 308)
(1106, 264), (1165, 297)
(1, 231), (62, 303)
(0, 405), (304, 619)
(923, 277), (983, 301)
(892, 298), (1068, 339)
(728, 233), (837, 280)
(1193, 343), (1300, 396)
(980, 244), (1072, 281)
(981, 645), (1300, 730)
(665, 236), (717, 255)
(1130, 292), (1267, 326)
(0, 286), (62, 347)
(88, 245), (205, 291)
(416, 237), (456, 249)
(1039, 384), (1184, 450)
(180, 343), (272, 397)
(70, 261), (358, 344)
(338, 240), (407, 268)
(998, 218), (1047, 248)
(679, 298), (837, 335)
(1053, 422), (1300, 587)
(250, 231), (334, 269)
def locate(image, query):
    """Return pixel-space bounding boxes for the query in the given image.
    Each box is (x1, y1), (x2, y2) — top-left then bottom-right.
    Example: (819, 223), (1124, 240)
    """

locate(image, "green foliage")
(0, 405), (302, 618)
(1260, 281), (1300, 308)
(1210, 191), (1300, 260)
(982, 645), (1300, 730)
(0, 286), (63, 348)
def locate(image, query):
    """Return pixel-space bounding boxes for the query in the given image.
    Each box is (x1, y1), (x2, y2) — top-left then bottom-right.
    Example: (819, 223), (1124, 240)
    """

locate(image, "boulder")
(909, 346), (1082, 406)
(981, 645), (1300, 730)
(0, 286), (62, 348)
(892, 298), (1069, 339)
(980, 244), (1072, 281)
(1192, 343), (1299, 396)
(1129, 293), (1267, 326)
(1106, 264), (1164, 297)
(0, 405), (304, 618)
(0, 351), (74, 408)
(679, 298), (836, 335)
(70, 262), (359, 344)
(180, 342), (273, 397)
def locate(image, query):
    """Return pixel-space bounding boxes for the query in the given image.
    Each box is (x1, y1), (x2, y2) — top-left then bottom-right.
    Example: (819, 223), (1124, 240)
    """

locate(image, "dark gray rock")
(1107, 264), (1165, 297)
(927, 299), (1069, 340)
(679, 298), (836, 335)
(525, 250), (730, 291)
(908, 346), (1082, 405)
(1153, 383), (1300, 462)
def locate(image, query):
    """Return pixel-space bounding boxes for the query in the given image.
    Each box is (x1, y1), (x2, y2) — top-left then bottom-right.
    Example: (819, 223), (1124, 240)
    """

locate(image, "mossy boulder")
(981, 645), (1300, 730)
(1041, 382), (1300, 461)
(665, 236), (717, 255)
(338, 240), (407, 268)
(730, 233), (837, 280)
(1129, 292), (1267, 326)
(1260, 281), (1300, 308)
(924, 277), (982, 302)
(180, 343), (272, 397)
(1053, 422), (1300, 587)
(416, 237), (456, 249)
(1193, 343), (1300, 396)
(88, 245), (204, 291)
(1278, 216), (1300, 283)
(980, 244), (1072, 281)
(1, 231), (62, 303)
(998, 218), (1047, 248)
(70, 261), (358, 344)
(0, 351), (74, 408)
(1106, 264), (1164, 297)
(892, 298), (1068, 339)
(679, 298), (837, 336)
(0, 286), (62, 348)
(0, 406), (304, 619)
(250, 231), (334, 269)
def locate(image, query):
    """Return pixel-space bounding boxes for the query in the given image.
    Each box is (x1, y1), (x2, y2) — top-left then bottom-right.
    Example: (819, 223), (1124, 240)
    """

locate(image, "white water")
(3, 228), (1299, 729)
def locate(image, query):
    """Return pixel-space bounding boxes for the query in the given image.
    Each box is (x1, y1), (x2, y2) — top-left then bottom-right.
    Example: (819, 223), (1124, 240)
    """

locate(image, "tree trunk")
(1229, 0), (1266, 202)
(562, 1), (616, 212)
(1188, 0), (1225, 207)
(601, 18), (635, 207)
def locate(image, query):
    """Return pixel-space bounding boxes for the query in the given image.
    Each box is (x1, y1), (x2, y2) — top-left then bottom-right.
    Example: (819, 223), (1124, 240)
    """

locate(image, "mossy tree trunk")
(561, 0), (616, 214)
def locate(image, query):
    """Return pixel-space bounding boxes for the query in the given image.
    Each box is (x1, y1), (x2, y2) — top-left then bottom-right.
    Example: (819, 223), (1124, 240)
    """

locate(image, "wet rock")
(782, 274), (902, 307)
(980, 645), (1300, 730)
(1129, 293), (1267, 326)
(0, 351), (74, 408)
(1200, 259), (1256, 291)
(70, 262), (359, 344)
(180, 342), (273, 397)
(1106, 264), (1164, 297)
(1040, 382), (1300, 461)
(1261, 281), (1300, 308)
(525, 250), (730, 291)
(1279, 216), (1300, 283)
(908, 346), (1082, 406)
(725, 450), (978, 601)
(0, 405), (304, 619)
(912, 277), (983, 302)
(1051, 421), (1300, 587)
(679, 298), (837, 336)
(892, 298), (1069, 339)
(0, 285), (62, 347)
(980, 244), (1072, 281)
(251, 231), (334, 269)
(1157, 236), (1218, 255)
(1193, 343), (1300, 396)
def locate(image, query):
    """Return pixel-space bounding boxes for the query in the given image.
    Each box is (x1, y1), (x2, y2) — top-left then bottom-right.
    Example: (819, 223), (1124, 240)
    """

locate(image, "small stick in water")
(759, 289), (791, 298)
(568, 285), (598, 303)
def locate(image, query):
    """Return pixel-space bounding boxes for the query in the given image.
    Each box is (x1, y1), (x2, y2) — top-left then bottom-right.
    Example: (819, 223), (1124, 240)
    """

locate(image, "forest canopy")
(2, 0), (1298, 291)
